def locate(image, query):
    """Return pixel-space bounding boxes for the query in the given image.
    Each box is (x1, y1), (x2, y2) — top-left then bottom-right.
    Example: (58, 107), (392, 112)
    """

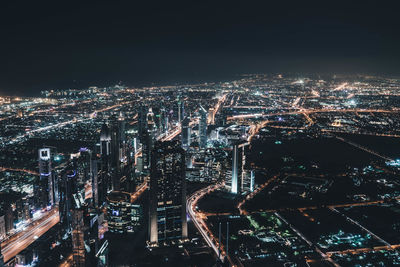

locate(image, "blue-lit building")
(36, 148), (57, 209)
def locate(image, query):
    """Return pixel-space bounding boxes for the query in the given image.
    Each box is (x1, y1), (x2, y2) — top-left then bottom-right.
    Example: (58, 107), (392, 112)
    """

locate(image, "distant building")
(181, 116), (191, 149)
(231, 144), (239, 194)
(227, 142), (254, 194)
(99, 114), (129, 192)
(90, 155), (99, 208)
(4, 203), (14, 234)
(138, 104), (148, 144)
(178, 98), (185, 122)
(110, 117), (122, 191)
(249, 170), (255, 192)
(141, 108), (156, 172)
(149, 141), (187, 246)
(199, 105), (208, 149)
(100, 123), (111, 171)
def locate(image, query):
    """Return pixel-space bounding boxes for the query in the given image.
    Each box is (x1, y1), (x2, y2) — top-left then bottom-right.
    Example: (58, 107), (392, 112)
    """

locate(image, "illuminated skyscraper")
(90, 155), (99, 208)
(107, 113), (128, 191)
(36, 148), (56, 208)
(110, 118), (121, 191)
(59, 166), (75, 230)
(100, 124), (111, 158)
(231, 144), (238, 194)
(149, 141), (187, 246)
(181, 116), (191, 149)
(72, 209), (85, 267)
(199, 105), (208, 149)
(162, 107), (169, 134)
(178, 98), (185, 122)
(142, 108), (155, 170)
(250, 170), (255, 192)
(118, 112), (126, 145)
(106, 191), (142, 234)
(100, 123), (111, 182)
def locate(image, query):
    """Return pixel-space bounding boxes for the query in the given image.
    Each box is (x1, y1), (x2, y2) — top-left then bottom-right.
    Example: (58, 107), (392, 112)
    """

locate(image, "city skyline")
(2, 1), (400, 266)
(2, 75), (400, 266)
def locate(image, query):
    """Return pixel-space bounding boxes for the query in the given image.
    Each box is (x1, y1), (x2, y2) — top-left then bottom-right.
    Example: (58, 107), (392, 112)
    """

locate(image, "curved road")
(187, 183), (237, 265)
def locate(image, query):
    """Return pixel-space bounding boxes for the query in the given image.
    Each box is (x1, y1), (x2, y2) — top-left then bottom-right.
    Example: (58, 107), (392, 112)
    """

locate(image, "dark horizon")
(1, 0), (400, 96)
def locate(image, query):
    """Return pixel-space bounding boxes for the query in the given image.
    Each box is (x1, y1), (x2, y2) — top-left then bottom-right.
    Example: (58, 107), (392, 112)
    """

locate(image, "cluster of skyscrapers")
(0, 88), (264, 266)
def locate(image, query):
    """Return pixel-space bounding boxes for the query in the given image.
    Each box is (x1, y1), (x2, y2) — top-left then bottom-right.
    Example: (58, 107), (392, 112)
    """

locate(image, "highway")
(335, 135), (393, 161)
(228, 108), (400, 121)
(186, 183), (235, 265)
(329, 207), (392, 248)
(237, 175), (279, 215)
(1, 208), (60, 263)
(209, 93), (227, 124)
(0, 166), (39, 176)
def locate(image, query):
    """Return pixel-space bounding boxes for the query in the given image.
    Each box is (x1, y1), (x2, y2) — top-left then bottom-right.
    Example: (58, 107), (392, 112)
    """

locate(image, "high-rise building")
(250, 170), (255, 192)
(199, 105), (208, 149)
(4, 203), (13, 235)
(100, 124), (111, 161)
(37, 148), (56, 208)
(90, 155), (99, 208)
(72, 209), (85, 267)
(59, 167), (74, 230)
(142, 108), (155, 171)
(227, 142), (253, 194)
(149, 141), (187, 246)
(178, 98), (185, 122)
(71, 207), (103, 267)
(110, 118), (121, 191)
(162, 107), (169, 134)
(231, 144), (239, 194)
(106, 191), (142, 234)
(181, 116), (191, 149)
(118, 112), (126, 145)
(138, 104), (148, 144)
(105, 113), (127, 192)
(99, 123), (112, 197)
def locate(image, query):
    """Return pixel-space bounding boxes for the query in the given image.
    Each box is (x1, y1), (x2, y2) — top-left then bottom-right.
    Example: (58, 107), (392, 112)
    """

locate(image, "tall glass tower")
(199, 105), (208, 149)
(149, 141), (187, 246)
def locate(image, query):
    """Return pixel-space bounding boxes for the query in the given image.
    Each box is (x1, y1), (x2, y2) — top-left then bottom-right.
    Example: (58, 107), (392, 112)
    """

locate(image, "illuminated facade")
(199, 105), (208, 149)
(178, 98), (185, 122)
(149, 141), (187, 246)
(181, 116), (191, 149)
(72, 209), (85, 267)
(36, 148), (56, 208)
(106, 191), (142, 234)
(231, 144), (238, 194)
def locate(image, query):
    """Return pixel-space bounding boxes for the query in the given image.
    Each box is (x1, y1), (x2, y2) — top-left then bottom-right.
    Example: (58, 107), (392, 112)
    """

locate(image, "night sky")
(1, 1), (399, 95)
